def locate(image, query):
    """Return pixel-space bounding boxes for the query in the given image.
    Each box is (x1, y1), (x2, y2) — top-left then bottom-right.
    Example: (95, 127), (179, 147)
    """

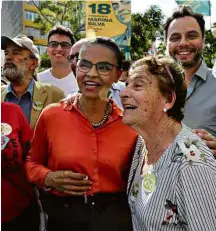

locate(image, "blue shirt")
(5, 79), (34, 123)
(109, 81), (125, 109)
(183, 61), (216, 136)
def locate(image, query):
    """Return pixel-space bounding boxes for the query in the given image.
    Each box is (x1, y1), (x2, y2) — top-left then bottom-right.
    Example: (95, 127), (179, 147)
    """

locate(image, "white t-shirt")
(38, 69), (79, 96)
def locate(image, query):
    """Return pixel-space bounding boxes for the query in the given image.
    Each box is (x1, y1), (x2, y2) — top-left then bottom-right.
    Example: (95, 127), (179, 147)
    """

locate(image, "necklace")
(77, 98), (111, 128)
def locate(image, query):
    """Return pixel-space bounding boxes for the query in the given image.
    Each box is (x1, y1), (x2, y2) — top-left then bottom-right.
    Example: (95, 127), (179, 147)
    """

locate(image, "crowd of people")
(1, 5), (216, 231)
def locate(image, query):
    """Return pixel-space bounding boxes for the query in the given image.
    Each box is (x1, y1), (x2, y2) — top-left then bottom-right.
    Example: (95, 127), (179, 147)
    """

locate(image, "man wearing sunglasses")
(38, 25), (79, 96)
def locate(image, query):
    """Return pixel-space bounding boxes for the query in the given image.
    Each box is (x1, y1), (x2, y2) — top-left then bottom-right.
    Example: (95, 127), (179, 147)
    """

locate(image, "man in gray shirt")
(164, 6), (216, 155)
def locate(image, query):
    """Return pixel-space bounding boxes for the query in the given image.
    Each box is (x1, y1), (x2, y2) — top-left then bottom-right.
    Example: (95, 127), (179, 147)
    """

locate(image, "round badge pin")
(1, 135), (10, 150)
(143, 173), (157, 193)
(1, 123), (12, 136)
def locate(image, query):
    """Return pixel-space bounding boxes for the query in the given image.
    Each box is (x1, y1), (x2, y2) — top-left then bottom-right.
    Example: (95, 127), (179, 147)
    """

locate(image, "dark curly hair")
(130, 55), (187, 122)
(164, 5), (205, 40)
(79, 36), (122, 68)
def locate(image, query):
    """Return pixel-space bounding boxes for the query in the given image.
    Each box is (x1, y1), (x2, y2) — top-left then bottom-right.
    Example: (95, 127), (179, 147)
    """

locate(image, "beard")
(3, 64), (25, 84)
(170, 45), (202, 68)
(180, 49), (202, 68)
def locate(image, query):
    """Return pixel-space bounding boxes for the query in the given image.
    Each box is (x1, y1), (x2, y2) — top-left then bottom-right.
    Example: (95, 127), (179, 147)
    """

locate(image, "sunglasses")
(48, 41), (72, 49)
(67, 53), (79, 63)
(77, 59), (119, 76)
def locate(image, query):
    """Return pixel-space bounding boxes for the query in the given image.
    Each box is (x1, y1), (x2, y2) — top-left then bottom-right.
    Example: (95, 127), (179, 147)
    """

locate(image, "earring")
(163, 108), (167, 112)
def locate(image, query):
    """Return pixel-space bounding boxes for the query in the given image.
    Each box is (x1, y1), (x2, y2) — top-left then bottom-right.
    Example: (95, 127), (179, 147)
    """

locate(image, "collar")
(111, 81), (125, 91)
(194, 61), (209, 81)
(6, 79), (34, 97)
(62, 94), (123, 117)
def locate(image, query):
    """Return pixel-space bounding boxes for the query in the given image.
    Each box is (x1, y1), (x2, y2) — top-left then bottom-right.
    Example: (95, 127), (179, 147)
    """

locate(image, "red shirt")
(26, 97), (137, 196)
(1, 102), (34, 222)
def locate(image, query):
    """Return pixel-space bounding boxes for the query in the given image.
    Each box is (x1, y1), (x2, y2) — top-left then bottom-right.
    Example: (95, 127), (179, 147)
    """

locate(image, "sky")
(131, 0), (216, 29)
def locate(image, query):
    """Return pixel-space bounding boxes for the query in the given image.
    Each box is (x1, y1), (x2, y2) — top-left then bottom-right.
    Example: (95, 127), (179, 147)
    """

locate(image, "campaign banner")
(85, 0), (131, 50)
(176, 0), (211, 16)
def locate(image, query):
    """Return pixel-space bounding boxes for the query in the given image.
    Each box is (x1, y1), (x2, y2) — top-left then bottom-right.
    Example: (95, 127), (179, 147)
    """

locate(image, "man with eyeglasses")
(1, 35), (65, 129)
(38, 25), (79, 96)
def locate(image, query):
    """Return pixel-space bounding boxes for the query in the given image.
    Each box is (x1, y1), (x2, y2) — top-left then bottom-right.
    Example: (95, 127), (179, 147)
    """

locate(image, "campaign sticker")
(1, 123), (12, 136)
(1, 136), (10, 150)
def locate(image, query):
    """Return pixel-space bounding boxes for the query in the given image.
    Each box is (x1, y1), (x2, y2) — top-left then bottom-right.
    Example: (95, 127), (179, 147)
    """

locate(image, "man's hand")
(44, 170), (92, 195)
(193, 129), (216, 156)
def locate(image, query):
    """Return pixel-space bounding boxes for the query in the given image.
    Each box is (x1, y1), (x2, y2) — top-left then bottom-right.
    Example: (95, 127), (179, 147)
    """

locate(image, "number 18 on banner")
(86, 0), (131, 58)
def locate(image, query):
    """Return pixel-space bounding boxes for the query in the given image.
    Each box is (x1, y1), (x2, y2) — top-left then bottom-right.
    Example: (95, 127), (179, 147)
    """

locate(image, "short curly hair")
(130, 55), (187, 122)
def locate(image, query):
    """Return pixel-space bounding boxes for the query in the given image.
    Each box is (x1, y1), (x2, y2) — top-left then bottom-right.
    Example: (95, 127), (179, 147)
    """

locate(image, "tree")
(131, 5), (165, 60)
(31, 0), (85, 70)
(203, 29), (216, 68)
(32, 0), (85, 40)
(38, 53), (51, 71)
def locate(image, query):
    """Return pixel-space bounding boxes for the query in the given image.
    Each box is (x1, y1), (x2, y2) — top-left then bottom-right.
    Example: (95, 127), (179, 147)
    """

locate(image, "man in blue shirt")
(1, 35), (65, 129)
(164, 6), (216, 155)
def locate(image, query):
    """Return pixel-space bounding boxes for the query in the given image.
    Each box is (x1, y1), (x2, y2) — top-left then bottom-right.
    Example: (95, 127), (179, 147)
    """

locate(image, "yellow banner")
(85, 0), (131, 49)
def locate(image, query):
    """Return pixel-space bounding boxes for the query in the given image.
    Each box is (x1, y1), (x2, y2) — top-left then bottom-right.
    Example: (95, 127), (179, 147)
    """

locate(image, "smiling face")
(3, 43), (37, 83)
(112, 0), (131, 25)
(120, 66), (167, 129)
(47, 34), (72, 65)
(76, 44), (121, 100)
(167, 16), (204, 68)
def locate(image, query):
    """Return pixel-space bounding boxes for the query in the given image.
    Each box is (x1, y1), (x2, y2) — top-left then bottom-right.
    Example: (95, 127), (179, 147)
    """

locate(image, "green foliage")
(131, 5), (165, 60)
(38, 53), (51, 72)
(32, 0), (85, 40)
(130, 6), (215, 68)
(31, 0), (85, 70)
(203, 30), (216, 68)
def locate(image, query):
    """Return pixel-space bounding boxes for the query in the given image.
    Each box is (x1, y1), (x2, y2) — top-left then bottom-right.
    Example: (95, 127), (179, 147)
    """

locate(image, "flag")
(176, 0), (211, 16)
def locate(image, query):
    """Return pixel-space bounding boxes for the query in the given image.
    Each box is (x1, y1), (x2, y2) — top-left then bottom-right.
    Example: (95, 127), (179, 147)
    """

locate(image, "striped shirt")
(128, 124), (216, 231)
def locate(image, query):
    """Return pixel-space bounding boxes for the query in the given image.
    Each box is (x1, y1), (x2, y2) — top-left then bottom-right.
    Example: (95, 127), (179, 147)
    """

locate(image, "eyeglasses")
(48, 41), (72, 49)
(77, 59), (119, 75)
(67, 53), (79, 63)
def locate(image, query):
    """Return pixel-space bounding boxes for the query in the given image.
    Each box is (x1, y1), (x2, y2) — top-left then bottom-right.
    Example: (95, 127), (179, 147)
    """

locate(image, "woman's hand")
(44, 170), (92, 195)
(193, 129), (216, 157)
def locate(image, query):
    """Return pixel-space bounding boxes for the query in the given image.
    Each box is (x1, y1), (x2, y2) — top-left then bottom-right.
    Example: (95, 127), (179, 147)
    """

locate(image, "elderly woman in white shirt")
(120, 55), (216, 231)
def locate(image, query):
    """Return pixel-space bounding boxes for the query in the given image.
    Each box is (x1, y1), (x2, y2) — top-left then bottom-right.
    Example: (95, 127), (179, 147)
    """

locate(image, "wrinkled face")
(167, 16), (204, 68)
(3, 43), (36, 83)
(112, 0), (131, 25)
(76, 44), (121, 100)
(68, 43), (82, 72)
(120, 66), (166, 129)
(47, 34), (72, 65)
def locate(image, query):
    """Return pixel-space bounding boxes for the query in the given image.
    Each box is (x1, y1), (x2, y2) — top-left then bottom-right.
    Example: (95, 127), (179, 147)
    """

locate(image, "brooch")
(33, 101), (43, 111)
